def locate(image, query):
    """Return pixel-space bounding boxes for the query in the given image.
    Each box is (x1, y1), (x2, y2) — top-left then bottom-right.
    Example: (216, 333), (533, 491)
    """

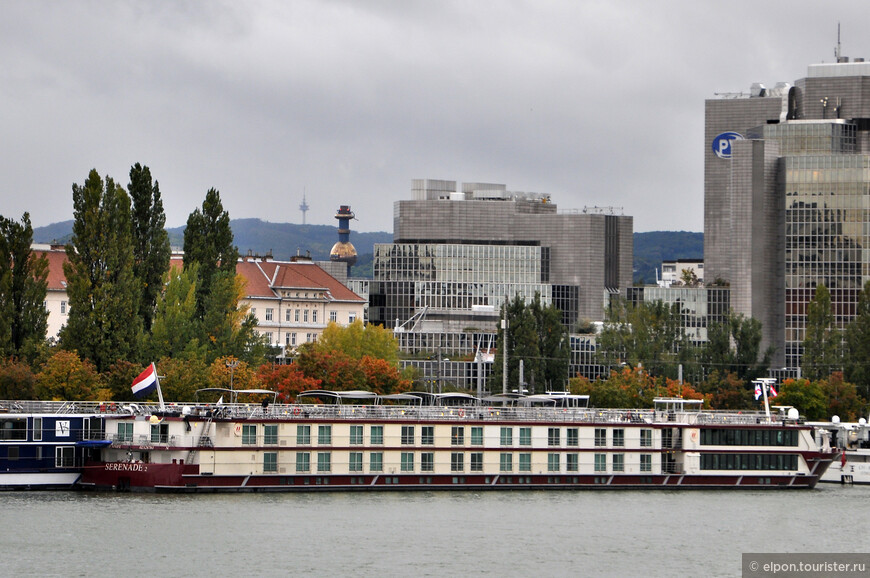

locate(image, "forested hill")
(32, 220), (701, 282)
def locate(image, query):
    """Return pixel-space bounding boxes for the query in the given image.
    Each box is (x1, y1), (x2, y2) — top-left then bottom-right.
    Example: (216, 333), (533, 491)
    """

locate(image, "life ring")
(690, 430), (698, 442)
(234, 424), (242, 436)
(293, 406), (301, 416)
(458, 409), (465, 418)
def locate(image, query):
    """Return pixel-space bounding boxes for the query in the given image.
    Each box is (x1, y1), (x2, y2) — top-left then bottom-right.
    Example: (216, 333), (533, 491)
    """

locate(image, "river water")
(3, 484), (869, 577)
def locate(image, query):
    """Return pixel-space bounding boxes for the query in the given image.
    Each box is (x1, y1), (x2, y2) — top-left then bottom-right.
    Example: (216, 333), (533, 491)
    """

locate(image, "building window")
(401, 425), (415, 445)
(349, 313), (357, 323)
(421, 426), (434, 445)
(548, 453), (560, 472)
(312, 310), (317, 323)
(285, 309), (292, 322)
(566, 454), (579, 472)
(303, 310), (309, 323)
(613, 454), (624, 472)
(451, 452), (464, 472)
(264, 332), (273, 344)
(471, 426), (483, 446)
(594, 453), (607, 472)
(55, 446), (74, 468)
(567, 428), (578, 447)
(291, 333), (297, 346)
(242, 424), (257, 445)
(329, 311), (337, 322)
(451, 426), (464, 446)
(519, 453), (531, 472)
(297, 424), (310, 445)
(285, 334), (291, 345)
(349, 452), (363, 472)
(264, 424), (278, 445)
(613, 429), (625, 447)
(401, 452), (414, 472)
(594, 428), (606, 447)
(640, 454), (652, 472)
(296, 453), (310, 472)
(33, 417), (42, 441)
(263, 452), (278, 473)
(500, 427), (513, 446)
(117, 422), (133, 443)
(421, 452), (434, 472)
(251, 308), (256, 317)
(349, 425), (363, 445)
(295, 309), (300, 322)
(548, 428), (560, 447)
(370, 452), (383, 472)
(519, 427), (531, 446)
(470, 452), (483, 472)
(318, 425), (332, 445)
(317, 452), (331, 472)
(60, 301), (67, 314)
(499, 453), (513, 472)
(640, 429), (652, 448)
(265, 308), (273, 321)
(370, 425), (383, 445)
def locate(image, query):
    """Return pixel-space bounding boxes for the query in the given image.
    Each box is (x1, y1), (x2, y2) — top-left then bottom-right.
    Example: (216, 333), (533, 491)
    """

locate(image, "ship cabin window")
(318, 425), (332, 445)
(370, 425), (383, 445)
(640, 454), (652, 472)
(401, 452), (414, 472)
(0, 418), (27, 441)
(296, 452), (310, 472)
(548, 453), (560, 472)
(264, 424), (278, 445)
(640, 429), (653, 448)
(33, 417), (43, 441)
(297, 425), (311, 445)
(263, 452), (277, 473)
(421, 426), (434, 445)
(151, 423), (169, 444)
(519, 427), (531, 446)
(349, 452), (363, 472)
(451, 426), (464, 446)
(55, 446), (74, 468)
(548, 428), (560, 447)
(349, 425), (363, 445)
(566, 454), (579, 472)
(566, 428), (578, 447)
(401, 426), (415, 445)
(317, 452), (331, 472)
(242, 424), (257, 445)
(519, 453), (531, 472)
(613, 429), (625, 447)
(370, 452), (383, 472)
(451, 452), (464, 472)
(594, 454), (607, 472)
(613, 454), (624, 472)
(594, 428), (606, 447)
(470, 426), (483, 446)
(500, 427), (513, 446)
(499, 453), (513, 472)
(117, 422), (133, 443)
(421, 452), (434, 472)
(470, 452), (483, 472)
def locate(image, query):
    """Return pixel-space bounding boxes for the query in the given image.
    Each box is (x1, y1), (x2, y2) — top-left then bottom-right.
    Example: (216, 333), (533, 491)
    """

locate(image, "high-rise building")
(705, 55), (870, 369)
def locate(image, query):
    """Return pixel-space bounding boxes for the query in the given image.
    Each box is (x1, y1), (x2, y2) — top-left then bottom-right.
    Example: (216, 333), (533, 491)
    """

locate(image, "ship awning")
(76, 440), (113, 448)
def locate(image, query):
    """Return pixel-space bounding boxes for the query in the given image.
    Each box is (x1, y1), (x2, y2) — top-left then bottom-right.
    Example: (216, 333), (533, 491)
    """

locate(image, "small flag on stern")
(754, 382), (762, 400)
(768, 384), (778, 397)
(132, 363), (158, 397)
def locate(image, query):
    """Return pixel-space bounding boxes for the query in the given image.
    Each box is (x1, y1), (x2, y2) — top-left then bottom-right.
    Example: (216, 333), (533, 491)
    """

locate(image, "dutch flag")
(131, 363), (158, 397)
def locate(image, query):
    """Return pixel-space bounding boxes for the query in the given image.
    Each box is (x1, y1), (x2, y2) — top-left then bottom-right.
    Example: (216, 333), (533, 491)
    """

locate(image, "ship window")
(370, 452), (383, 472)
(117, 422), (133, 443)
(594, 428), (606, 447)
(548, 453), (560, 472)
(640, 454), (652, 472)
(0, 418), (27, 441)
(151, 423), (169, 444)
(566, 454), (579, 472)
(595, 453), (607, 472)
(613, 429), (625, 447)
(500, 427), (513, 446)
(317, 452), (331, 472)
(296, 452), (310, 473)
(519, 453), (531, 472)
(451, 452), (464, 472)
(33, 417), (43, 441)
(548, 428), (560, 447)
(470, 452), (483, 472)
(318, 425), (332, 445)
(470, 427), (483, 446)
(613, 454), (624, 472)
(264, 425), (278, 445)
(421, 426), (434, 445)
(401, 452), (414, 472)
(55, 446), (74, 468)
(499, 453), (513, 472)
(297, 425), (310, 445)
(566, 428), (578, 447)
(370, 425), (383, 445)
(451, 426), (464, 446)
(519, 427), (532, 446)
(242, 424), (257, 445)
(421, 452), (434, 472)
(349, 452), (363, 472)
(640, 429), (653, 447)
(263, 452), (277, 473)
(401, 426), (415, 445)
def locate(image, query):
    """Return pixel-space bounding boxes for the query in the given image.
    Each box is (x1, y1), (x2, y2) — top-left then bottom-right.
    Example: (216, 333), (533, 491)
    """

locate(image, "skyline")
(2, 1), (868, 233)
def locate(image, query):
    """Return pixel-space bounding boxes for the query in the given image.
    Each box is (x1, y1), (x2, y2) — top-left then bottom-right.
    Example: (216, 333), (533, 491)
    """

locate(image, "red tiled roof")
(33, 250), (69, 291)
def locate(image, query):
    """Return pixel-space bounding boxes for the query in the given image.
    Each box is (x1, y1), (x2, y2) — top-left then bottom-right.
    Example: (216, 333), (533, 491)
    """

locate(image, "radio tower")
(299, 191), (310, 225)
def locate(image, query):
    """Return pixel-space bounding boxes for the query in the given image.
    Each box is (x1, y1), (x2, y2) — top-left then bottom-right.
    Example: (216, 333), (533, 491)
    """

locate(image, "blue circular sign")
(712, 131), (744, 159)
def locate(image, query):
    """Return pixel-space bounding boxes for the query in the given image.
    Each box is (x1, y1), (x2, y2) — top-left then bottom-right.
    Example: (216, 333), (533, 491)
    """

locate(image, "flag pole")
(153, 362), (166, 411)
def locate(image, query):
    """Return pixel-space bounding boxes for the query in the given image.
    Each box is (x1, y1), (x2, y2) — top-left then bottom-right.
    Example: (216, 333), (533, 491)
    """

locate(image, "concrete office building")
(705, 54), (870, 369)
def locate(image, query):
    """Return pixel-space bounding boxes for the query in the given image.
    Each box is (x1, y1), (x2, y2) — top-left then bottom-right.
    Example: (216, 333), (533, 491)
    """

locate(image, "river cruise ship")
(808, 416), (870, 485)
(77, 391), (836, 492)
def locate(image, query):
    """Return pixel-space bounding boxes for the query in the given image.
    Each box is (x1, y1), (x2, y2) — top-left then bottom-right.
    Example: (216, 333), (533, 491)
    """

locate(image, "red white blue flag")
(754, 382), (762, 400)
(131, 363), (158, 397)
(769, 384), (778, 397)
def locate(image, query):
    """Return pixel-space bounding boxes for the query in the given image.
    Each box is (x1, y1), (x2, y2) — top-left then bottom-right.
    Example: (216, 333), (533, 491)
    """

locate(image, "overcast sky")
(2, 1), (868, 234)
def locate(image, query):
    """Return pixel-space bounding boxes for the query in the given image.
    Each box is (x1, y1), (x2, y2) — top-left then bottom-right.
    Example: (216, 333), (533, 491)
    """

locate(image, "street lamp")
(226, 359), (240, 397)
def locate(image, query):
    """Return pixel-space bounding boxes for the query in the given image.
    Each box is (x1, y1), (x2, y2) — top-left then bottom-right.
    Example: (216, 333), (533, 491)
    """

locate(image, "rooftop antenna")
(835, 22), (845, 63)
(299, 188), (310, 225)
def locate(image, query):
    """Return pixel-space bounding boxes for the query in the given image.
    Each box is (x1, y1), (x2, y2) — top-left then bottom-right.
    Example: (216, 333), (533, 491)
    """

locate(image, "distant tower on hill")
(299, 192), (310, 225)
(330, 205), (358, 275)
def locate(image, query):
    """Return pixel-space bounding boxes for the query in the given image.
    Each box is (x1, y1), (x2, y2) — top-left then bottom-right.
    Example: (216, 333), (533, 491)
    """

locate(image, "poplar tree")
(844, 280), (870, 394)
(801, 284), (840, 381)
(128, 163), (170, 332)
(61, 170), (142, 371)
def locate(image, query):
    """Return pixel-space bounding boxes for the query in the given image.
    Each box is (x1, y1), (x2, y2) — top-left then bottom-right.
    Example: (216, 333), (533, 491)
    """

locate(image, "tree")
(208, 356), (260, 391)
(819, 372), (865, 422)
(311, 320), (400, 365)
(844, 280), (870, 399)
(703, 312), (771, 381)
(60, 170), (142, 372)
(35, 350), (102, 401)
(256, 363), (321, 402)
(199, 271), (268, 364)
(128, 163), (170, 332)
(0, 213), (49, 360)
(0, 358), (37, 399)
(146, 264), (206, 361)
(701, 370), (754, 410)
(775, 378), (826, 421)
(802, 284), (840, 381)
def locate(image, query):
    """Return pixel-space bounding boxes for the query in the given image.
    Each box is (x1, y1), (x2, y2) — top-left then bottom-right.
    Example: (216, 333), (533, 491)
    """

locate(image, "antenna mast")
(835, 22), (842, 62)
(299, 189), (310, 225)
